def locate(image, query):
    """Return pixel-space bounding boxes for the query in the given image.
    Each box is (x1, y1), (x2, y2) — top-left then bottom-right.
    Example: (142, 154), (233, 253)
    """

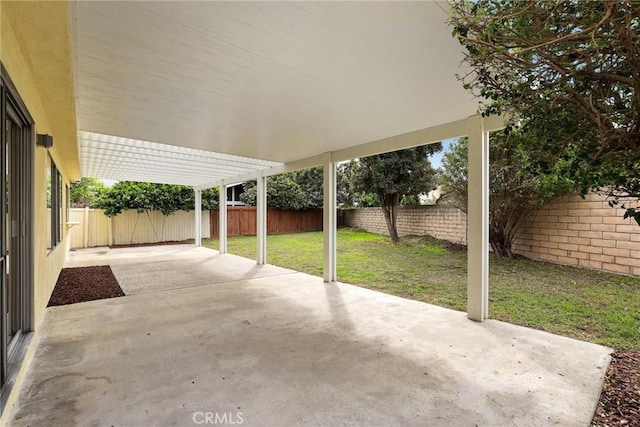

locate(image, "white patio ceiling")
(71, 1), (479, 187)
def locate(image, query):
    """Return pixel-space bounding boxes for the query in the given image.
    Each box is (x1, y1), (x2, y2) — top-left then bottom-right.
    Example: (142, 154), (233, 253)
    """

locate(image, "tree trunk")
(380, 193), (400, 243)
(489, 227), (515, 258)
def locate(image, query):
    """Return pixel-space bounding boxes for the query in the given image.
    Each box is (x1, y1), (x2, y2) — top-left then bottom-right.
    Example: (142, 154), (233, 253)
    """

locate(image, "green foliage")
(400, 195), (422, 206)
(353, 193), (380, 208)
(350, 144), (442, 242)
(240, 174), (308, 210)
(96, 181), (218, 217)
(200, 188), (220, 211)
(294, 167), (324, 208)
(239, 166), (364, 210)
(337, 162), (379, 208)
(439, 131), (576, 257)
(69, 178), (106, 207)
(450, 0), (640, 224)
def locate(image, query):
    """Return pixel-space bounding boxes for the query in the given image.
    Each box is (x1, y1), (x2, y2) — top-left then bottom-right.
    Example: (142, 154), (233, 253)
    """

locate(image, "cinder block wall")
(342, 194), (640, 277)
(342, 206), (467, 245)
(513, 193), (640, 276)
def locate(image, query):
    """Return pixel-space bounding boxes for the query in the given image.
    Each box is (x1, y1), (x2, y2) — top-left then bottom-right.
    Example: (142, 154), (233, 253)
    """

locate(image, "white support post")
(323, 153), (337, 283)
(194, 188), (202, 247)
(256, 174), (267, 265)
(218, 185), (227, 254)
(467, 115), (490, 321)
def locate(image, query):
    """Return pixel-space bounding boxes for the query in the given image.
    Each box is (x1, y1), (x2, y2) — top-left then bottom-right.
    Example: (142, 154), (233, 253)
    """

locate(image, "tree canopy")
(450, 0), (640, 223)
(351, 144), (442, 243)
(96, 181), (219, 217)
(440, 132), (575, 257)
(337, 162), (380, 208)
(69, 177), (107, 208)
(240, 174), (309, 210)
(239, 166), (365, 210)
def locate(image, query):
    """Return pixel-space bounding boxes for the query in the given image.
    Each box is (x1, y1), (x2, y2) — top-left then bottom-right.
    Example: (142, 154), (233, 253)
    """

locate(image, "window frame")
(47, 154), (63, 250)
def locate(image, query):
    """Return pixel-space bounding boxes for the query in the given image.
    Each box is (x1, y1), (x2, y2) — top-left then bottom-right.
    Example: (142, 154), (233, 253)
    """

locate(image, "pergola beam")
(194, 155), (324, 191)
(193, 117), (481, 192)
(331, 117), (468, 163)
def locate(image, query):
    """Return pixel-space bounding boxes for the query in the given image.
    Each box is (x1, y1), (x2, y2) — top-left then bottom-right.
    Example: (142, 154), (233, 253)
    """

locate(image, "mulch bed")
(592, 350), (640, 426)
(109, 240), (192, 249)
(47, 265), (125, 307)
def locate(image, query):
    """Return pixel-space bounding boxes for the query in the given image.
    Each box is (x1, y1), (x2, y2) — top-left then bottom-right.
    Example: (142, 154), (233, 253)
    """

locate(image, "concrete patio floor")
(10, 245), (611, 426)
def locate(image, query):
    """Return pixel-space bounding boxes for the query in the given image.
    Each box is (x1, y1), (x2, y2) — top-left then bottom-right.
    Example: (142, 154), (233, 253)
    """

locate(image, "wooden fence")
(210, 207), (323, 237)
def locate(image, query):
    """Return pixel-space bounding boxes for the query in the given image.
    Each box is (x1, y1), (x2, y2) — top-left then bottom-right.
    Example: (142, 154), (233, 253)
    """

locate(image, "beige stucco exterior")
(1, 1), (79, 421)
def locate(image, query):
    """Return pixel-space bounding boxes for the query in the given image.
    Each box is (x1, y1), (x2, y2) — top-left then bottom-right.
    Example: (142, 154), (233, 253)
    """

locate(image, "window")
(66, 184), (70, 223)
(47, 154), (63, 250)
(226, 184), (245, 206)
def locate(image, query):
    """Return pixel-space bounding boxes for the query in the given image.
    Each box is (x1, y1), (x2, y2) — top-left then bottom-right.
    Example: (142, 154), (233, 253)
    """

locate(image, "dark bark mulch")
(592, 351), (640, 426)
(48, 265), (124, 307)
(109, 240), (192, 249)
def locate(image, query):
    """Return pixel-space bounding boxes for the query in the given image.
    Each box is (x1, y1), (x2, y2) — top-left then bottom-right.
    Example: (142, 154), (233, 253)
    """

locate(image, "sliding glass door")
(0, 67), (34, 407)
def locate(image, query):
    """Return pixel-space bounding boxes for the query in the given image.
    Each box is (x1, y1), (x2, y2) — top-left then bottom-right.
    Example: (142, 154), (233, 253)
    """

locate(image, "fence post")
(83, 206), (90, 248)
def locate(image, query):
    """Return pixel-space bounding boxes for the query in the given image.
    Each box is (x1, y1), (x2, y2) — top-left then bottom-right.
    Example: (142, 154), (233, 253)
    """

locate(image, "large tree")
(351, 144), (441, 243)
(440, 132), (575, 257)
(450, 0), (640, 223)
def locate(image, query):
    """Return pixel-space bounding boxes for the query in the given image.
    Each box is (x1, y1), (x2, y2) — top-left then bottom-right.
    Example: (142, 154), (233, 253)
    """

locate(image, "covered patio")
(11, 245), (609, 426)
(0, 1), (615, 424)
(66, 0), (500, 321)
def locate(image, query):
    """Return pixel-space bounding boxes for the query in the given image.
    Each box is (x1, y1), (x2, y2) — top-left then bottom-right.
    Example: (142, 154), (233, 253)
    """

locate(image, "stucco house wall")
(1, 1), (79, 421)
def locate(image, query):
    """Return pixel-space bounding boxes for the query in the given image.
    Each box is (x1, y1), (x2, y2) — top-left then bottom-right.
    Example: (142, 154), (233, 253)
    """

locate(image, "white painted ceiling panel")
(71, 1), (478, 185)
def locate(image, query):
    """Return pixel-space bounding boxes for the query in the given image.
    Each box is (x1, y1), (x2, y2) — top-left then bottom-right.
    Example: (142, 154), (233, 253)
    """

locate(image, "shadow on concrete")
(9, 245), (611, 426)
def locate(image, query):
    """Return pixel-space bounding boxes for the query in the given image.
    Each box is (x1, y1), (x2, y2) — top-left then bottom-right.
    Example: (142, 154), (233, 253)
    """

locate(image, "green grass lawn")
(203, 229), (640, 350)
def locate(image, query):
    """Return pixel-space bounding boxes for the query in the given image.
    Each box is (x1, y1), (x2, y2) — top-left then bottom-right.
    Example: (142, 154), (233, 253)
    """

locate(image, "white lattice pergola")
(71, 1), (504, 321)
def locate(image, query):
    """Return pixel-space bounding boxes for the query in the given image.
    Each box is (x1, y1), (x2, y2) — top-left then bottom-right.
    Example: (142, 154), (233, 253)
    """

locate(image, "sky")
(430, 138), (454, 169)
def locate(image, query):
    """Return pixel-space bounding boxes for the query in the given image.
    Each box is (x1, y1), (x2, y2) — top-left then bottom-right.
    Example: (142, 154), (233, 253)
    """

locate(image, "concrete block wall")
(342, 207), (388, 236)
(342, 206), (467, 245)
(513, 193), (640, 276)
(343, 193), (640, 277)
